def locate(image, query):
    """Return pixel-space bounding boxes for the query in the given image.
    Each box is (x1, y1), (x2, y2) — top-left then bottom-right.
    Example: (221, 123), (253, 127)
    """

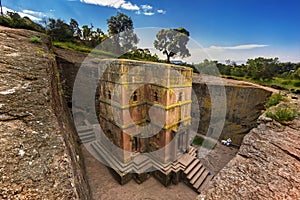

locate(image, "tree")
(0, 0), (3, 16)
(69, 18), (82, 39)
(246, 57), (279, 80)
(106, 12), (139, 54)
(82, 24), (93, 40)
(46, 18), (73, 41)
(154, 28), (191, 63)
(119, 48), (159, 62)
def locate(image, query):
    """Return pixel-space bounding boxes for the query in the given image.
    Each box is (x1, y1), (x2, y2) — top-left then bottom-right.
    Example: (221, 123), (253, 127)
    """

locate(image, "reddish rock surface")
(201, 99), (300, 200)
(0, 26), (90, 199)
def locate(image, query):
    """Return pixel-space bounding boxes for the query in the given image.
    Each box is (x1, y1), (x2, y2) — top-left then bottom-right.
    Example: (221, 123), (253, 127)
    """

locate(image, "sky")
(2, 0), (300, 64)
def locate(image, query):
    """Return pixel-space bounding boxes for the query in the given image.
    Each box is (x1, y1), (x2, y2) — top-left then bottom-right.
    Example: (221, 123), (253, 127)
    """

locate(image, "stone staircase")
(182, 148), (213, 193)
(76, 120), (96, 144)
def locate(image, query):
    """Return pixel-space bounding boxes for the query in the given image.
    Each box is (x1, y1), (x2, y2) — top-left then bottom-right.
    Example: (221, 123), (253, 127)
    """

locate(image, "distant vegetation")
(0, 12), (44, 32)
(1, 10), (300, 93)
(195, 58), (300, 93)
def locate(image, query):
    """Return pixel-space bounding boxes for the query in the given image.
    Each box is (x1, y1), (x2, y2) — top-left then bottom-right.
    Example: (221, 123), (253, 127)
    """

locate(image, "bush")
(265, 93), (285, 108)
(29, 36), (42, 43)
(293, 81), (300, 87)
(192, 136), (216, 149)
(266, 106), (298, 123)
(281, 80), (292, 85)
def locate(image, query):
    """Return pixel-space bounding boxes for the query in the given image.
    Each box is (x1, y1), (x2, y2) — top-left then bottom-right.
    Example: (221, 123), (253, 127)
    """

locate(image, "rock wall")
(200, 104), (300, 199)
(0, 26), (90, 199)
(192, 76), (272, 145)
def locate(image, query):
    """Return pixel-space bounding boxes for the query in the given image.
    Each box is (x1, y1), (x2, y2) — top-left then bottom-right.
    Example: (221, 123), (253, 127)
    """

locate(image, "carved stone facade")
(98, 59), (193, 164)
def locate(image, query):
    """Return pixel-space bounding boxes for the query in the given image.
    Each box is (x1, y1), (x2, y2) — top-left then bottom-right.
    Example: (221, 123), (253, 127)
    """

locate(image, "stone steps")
(186, 162), (202, 180)
(184, 159), (199, 174)
(190, 166), (205, 185)
(193, 170), (209, 189)
(182, 151), (212, 193)
(188, 146), (198, 157)
(197, 173), (213, 193)
(77, 125), (96, 143)
(79, 131), (96, 143)
(91, 141), (166, 174)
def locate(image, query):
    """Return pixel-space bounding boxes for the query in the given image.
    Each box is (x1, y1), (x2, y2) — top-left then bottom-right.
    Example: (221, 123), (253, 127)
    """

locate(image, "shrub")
(293, 81), (300, 87)
(30, 36), (42, 43)
(192, 136), (216, 149)
(281, 80), (292, 85)
(265, 93), (285, 108)
(266, 106), (298, 123)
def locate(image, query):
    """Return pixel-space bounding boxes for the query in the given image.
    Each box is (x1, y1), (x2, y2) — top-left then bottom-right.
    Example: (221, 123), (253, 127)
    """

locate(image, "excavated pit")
(2, 26), (294, 200)
(54, 49), (273, 199)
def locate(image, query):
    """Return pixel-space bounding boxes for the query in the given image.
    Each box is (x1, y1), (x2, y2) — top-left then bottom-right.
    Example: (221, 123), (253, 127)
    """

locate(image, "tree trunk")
(167, 54), (171, 63)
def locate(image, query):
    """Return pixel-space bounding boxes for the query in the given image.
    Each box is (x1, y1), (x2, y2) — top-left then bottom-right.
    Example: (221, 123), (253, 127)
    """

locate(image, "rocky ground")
(0, 26), (89, 199)
(200, 98), (300, 199)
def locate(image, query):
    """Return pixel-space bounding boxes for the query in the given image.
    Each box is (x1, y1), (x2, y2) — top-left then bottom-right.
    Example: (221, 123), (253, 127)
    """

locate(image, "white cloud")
(143, 12), (155, 16)
(141, 4), (152, 10)
(157, 9), (166, 14)
(209, 44), (269, 50)
(140, 4), (156, 16)
(121, 1), (139, 10)
(22, 9), (46, 18)
(80, 1), (163, 16)
(80, 0), (139, 10)
(2, 7), (42, 21)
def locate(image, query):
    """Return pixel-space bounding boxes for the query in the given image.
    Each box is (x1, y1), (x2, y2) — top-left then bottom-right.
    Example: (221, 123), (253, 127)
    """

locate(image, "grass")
(265, 93), (285, 108)
(192, 136), (216, 149)
(52, 41), (117, 58)
(53, 41), (92, 53)
(294, 81), (300, 87)
(222, 75), (300, 92)
(29, 36), (42, 43)
(266, 106), (298, 123)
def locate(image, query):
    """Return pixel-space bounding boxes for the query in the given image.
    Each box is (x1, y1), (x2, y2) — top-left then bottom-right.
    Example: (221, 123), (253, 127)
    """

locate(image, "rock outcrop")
(200, 100), (300, 199)
(0, 26), (90, 199)
(192, 75), (272, 146)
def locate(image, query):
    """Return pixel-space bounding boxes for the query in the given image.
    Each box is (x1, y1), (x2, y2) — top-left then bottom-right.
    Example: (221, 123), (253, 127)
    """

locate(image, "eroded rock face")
(201, 108), (300, 199)
(0, 26), (90, 199)
(192, 75), (272, 145)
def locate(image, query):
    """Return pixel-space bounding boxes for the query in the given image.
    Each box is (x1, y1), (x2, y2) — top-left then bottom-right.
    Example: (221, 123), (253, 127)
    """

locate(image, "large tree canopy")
(106, 12), (138, 54)
(154, 28), (191, 63)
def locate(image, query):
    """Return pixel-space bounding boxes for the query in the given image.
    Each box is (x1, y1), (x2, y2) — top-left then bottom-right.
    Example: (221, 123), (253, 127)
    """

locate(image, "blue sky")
(2, 0), (300, 63)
